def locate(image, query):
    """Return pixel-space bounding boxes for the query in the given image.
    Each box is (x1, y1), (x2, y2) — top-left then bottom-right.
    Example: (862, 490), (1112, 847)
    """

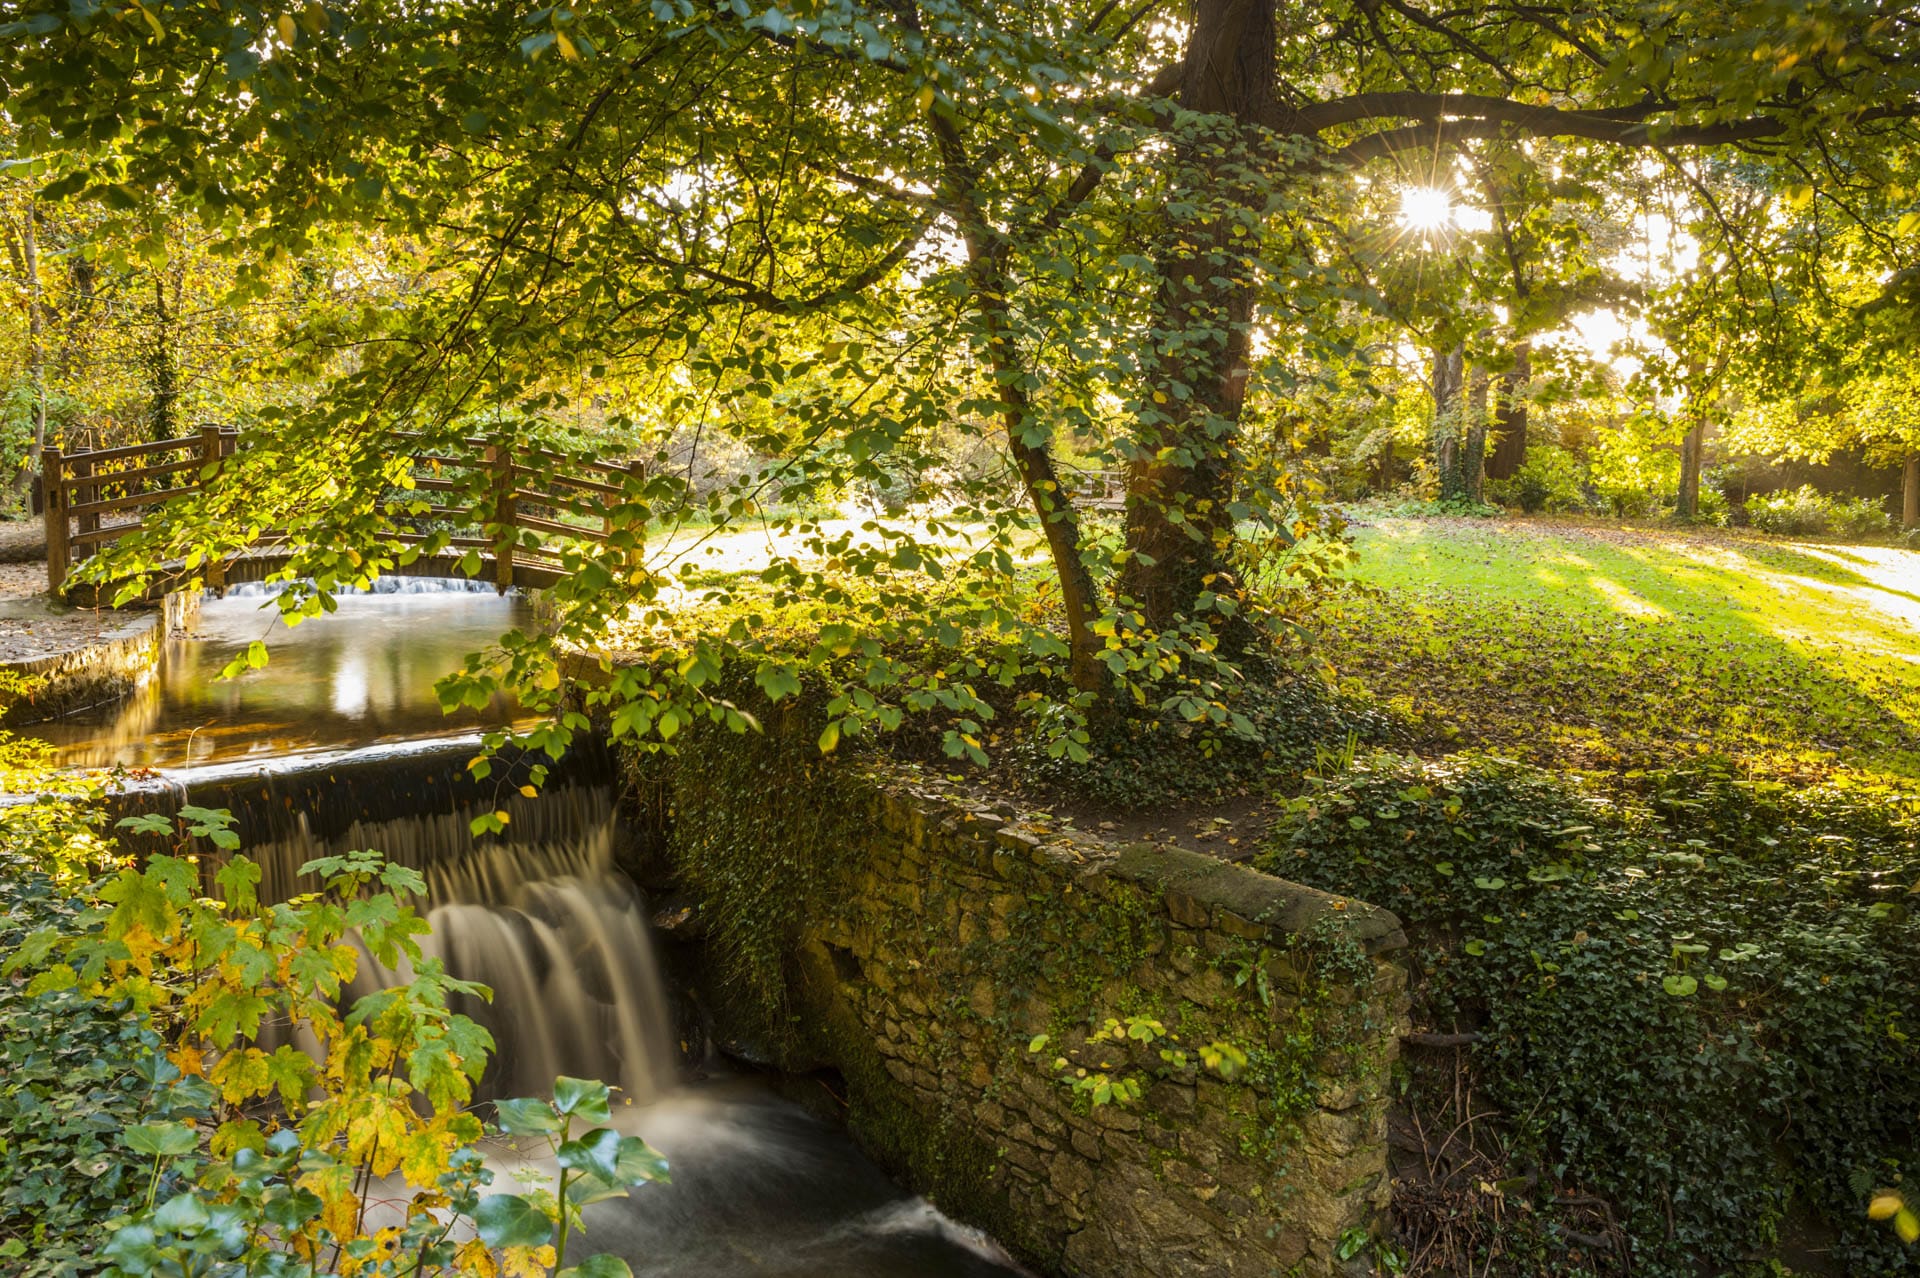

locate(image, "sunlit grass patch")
(1328, 518), (1920, 776)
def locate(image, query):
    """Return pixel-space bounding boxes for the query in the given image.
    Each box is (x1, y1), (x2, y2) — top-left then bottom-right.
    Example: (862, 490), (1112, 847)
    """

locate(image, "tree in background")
(0, 0), (1913, 754)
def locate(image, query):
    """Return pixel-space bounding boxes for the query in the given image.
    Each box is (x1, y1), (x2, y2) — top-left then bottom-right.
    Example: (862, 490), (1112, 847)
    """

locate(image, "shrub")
(1260, 754), (1920, 1277)
(1833, 494), (1895, 539)
(1691, 483), (1732, 526)
(1488, 447), (1589, 514)
(1, 798), (666, 1276)
(1748, 484), (1836, 536)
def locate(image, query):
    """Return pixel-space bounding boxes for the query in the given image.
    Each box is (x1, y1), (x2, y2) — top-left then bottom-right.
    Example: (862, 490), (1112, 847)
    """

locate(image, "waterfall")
(222, 576), (505, 596)
(241, 784), (677, 1105)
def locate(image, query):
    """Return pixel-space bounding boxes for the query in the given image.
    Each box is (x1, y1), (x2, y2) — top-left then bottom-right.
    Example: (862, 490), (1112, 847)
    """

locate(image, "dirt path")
(0, 519), (144, 663)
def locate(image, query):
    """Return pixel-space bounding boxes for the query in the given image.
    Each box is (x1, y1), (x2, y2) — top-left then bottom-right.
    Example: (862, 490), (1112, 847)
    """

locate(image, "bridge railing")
(44, 426), (238, 593)
(43, 428), (647, 597)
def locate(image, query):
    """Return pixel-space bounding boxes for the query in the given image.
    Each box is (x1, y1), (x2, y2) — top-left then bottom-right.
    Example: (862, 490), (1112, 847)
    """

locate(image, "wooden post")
(199, 427), (227, 591)
(73, 452), (97, 543)
(609, 458), (647, 580)
(488, 444), (515, 593)
(42, 445), (67, 595)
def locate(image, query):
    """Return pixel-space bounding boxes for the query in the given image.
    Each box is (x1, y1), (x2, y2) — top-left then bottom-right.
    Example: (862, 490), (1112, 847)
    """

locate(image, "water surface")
(42, 583), (529, 769)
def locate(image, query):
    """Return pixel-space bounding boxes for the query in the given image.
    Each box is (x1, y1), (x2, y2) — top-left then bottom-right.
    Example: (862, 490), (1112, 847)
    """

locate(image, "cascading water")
(79, 583), (1029, 1276)
(243, 788), (677, 1103)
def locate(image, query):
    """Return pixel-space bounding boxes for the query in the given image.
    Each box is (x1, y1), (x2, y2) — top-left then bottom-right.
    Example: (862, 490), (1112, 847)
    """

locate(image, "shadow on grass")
(1337, 528), (1920, 776)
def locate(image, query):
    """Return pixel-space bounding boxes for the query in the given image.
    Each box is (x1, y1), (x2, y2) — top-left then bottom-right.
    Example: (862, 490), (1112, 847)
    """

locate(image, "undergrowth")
(1261, 752), (1920, 1277)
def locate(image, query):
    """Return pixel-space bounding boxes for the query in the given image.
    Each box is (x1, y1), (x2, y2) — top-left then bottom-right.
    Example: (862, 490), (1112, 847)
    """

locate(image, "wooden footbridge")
(41, 427), (648, 597)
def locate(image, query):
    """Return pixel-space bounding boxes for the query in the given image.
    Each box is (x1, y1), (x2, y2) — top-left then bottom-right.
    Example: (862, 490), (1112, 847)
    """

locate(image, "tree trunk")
(926, 101), (1105, 692)
(1485, 342), (1530, 482)
(1116, 0), (1274, 633)
(1431, 344), (1466, 499)
(9, 204), (45, 504)
(146, 270), (179, 442)
(1676, 418), (1706, 521)
(1463, 365), (1489, 503)
(1905, 454), (1919, 530)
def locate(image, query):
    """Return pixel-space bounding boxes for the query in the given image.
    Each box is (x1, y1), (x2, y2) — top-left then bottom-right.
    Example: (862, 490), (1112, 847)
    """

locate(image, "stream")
(62, 585), (1026, 1277)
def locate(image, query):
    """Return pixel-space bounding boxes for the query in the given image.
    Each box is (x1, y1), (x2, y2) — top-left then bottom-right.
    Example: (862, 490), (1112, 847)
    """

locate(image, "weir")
(69, 582), (1031, 1277)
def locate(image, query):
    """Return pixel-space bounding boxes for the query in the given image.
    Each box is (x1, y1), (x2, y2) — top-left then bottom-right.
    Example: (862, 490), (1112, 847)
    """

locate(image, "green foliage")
(646, 698), (867, 1022)
(1006, 661), (1391, 810)
(0, 797), (198, 1275)
(1834, 493), (1897, 539)
(1745, 485), (1894, 540)
(1262, 753), (1920, 1276)
(1486, 446), (1590, 515)
(1, 798), (666, 1277)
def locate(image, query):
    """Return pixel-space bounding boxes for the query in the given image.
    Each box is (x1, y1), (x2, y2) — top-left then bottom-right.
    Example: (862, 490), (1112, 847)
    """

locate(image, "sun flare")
(1398, 185), (1455, 232)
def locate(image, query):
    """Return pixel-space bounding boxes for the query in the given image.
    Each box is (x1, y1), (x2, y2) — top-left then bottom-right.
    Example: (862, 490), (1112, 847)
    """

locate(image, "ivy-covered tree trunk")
(1116, 0), (1274, 634)
(1463, 366), (1489, 502)
(144, 270), (180, 443)
(8, 203), (45, 503)
(1676, 419), (1707, 521)
(1485, 342), (1530, 482)
(927, 101), (1106, 693)
(1431, 344), (1466, 500)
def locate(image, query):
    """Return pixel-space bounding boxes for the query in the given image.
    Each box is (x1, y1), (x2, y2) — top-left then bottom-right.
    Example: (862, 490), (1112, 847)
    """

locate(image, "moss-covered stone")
(629, 719), (1409, 1277)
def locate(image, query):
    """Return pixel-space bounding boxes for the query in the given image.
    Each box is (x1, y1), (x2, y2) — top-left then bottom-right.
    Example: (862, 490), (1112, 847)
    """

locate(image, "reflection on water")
(41, 583), (531, 769)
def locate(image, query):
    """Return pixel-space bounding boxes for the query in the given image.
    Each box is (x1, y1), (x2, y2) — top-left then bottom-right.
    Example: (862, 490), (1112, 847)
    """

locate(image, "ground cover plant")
(1260, 752), (1920, 1276)
(1290, 515), (1920, 1274)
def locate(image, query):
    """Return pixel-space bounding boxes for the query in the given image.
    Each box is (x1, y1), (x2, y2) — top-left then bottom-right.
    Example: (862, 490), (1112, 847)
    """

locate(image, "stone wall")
(646, 741), (1410, 1278)
(3, 590), (198, 723)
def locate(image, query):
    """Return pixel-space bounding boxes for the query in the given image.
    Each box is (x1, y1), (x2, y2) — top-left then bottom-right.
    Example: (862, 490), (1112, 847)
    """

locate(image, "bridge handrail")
(42, 427), (647, 597)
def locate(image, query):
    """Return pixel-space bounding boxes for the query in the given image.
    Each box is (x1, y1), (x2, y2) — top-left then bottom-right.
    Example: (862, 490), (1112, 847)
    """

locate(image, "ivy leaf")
(551, 1076), (612, 1123)
(493, 1097), (563, 1136)
(557, 1258), (634, 1278)
(125, 1122), (198, 1158)
(556, 1128), (624, 1182)
(473, 1194), (552, 1249)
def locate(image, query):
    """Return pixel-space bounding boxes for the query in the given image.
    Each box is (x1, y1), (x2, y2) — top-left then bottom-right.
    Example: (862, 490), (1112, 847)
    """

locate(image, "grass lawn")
(1322, 515), (1920, 777)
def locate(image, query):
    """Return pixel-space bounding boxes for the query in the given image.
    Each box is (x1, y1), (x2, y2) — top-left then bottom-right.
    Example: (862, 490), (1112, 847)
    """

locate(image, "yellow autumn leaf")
(555, 31), (578, 60)
(276, 13), (296, 44)
(1900, 1208), (1920, 1245)
(915, 84), (935, 113)
(519, 785), (537, 798)
(453, 1240), (499, 1277)
(301, 1161), (359, 1239)
(502, 1246), (557, 1278)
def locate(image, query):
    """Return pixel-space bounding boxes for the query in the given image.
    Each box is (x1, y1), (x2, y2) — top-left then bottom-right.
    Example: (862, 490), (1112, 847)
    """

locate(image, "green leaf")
(557, 1257), (634, 1278)
(551, 1076), (613, 1123)
(153, 1193), (211, 1235)
(557, 1128), (624, 1182)
(473, 1194), (553, 1249)
(494, 1097), (563, 1135)
(1662, 974), (1698, 997)
(125, 1122), (198, 1158)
